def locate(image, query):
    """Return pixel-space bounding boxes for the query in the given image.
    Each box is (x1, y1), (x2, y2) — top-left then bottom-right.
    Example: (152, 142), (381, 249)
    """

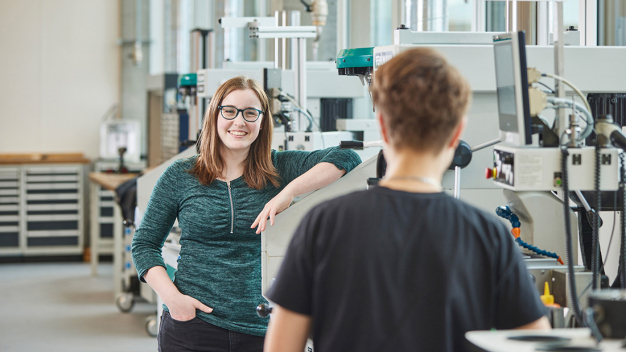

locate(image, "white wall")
(0, 0), (120, 160)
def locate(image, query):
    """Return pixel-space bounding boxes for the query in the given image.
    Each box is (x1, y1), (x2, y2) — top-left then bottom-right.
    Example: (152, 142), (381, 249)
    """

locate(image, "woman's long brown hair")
(188, 76), (280, 189)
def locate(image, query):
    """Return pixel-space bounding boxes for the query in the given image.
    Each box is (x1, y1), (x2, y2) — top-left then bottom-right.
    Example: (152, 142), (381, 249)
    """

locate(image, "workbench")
(88, 172), (137, 298)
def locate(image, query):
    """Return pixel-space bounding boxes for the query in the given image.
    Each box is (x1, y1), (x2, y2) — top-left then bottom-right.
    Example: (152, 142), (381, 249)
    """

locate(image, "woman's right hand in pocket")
(167, 293), (213, 321)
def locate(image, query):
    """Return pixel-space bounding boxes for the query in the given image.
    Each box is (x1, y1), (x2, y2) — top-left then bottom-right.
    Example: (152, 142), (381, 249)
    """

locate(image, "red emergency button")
(485, 167), (497, 180)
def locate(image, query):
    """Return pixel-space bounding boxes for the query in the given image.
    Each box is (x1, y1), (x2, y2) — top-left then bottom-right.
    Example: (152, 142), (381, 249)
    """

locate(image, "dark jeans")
(158, 311), (265, 352)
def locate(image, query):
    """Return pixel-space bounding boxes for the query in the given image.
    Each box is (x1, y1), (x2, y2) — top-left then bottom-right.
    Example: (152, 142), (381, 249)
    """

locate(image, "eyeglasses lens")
(221, 107), (259, 122)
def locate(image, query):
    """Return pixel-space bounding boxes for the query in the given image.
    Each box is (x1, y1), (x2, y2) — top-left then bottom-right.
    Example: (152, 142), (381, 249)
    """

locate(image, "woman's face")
(216, 88), (264, 154)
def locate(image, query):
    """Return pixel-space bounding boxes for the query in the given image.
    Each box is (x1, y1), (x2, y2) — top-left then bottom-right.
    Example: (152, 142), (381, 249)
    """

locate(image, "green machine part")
(336, 47), (374, 77)
(179, 73), (197, 87)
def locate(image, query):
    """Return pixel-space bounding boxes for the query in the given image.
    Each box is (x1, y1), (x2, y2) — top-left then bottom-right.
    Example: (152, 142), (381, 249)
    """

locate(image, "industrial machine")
(259, 15), (626, 352)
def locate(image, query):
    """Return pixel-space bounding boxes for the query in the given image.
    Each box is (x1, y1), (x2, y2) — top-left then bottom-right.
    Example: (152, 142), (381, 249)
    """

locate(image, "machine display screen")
(494, 42), (518, 133)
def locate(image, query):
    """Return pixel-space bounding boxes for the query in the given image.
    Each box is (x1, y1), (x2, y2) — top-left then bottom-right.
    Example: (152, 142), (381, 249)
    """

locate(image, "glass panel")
(598, 0), (626, 46)
(486, 1), (506, 32)
(448, 0), (472, 31)
(402, 0), (472, 32)
(371, 0), (393, 46)
(563, 0), (579, 30)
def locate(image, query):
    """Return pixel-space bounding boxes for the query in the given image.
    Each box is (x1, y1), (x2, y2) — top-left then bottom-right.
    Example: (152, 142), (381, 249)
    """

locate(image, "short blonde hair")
(371, 48), (471, 153)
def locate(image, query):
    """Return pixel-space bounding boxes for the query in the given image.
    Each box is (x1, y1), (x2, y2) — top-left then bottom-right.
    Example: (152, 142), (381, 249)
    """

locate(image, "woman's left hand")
(251, 190), (294, 234)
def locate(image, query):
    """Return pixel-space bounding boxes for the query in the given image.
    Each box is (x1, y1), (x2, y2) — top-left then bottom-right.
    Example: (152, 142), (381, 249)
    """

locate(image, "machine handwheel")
(145, 315), (158, 337)
(115, 292), (135, 313)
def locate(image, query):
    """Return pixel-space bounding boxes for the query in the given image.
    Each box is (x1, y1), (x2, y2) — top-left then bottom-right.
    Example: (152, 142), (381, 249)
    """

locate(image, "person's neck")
(219, 147), (249, 181)
(377, 148), (449, 193)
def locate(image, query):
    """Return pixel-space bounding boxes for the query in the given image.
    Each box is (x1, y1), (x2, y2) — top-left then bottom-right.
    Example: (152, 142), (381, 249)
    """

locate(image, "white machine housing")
(262, 155), (378, 295)
(271, 131), (353, 152)
(493, 146), (621, 191)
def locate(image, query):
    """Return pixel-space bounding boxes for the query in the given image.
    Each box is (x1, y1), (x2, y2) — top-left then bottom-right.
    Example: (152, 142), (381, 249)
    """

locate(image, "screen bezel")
(494, 31), (533, 146)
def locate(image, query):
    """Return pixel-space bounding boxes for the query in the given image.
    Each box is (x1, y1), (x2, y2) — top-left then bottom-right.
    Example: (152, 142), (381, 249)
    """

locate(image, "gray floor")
(0, 262), (157, 352)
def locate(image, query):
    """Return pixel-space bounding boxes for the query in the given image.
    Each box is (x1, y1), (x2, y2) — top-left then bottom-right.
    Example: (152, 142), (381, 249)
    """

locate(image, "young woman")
(132, 76), (361, 351)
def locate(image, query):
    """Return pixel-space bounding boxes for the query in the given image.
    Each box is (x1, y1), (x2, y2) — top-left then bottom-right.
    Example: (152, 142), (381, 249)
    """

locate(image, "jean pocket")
(165, 311), (199, 324)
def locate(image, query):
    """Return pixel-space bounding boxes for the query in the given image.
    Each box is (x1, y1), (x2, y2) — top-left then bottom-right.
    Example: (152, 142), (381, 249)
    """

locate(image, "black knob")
(256, 304), (272, 318)
(448, 140), (472, 170)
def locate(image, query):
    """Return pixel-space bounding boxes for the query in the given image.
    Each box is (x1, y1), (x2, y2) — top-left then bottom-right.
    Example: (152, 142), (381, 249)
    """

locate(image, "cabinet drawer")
(27, 220), (78, 231)
(27, 194), (79, 201)
(27, 236), (79, 247)
(27, 175), (79, 182)
(27, 214), (79, 222)
(0, 190), (18, 196)
(26, 167), (79, 175)
(27, 204), (78, 211)
(27, 183), (79, 190)
(0, 181), (19, 188)
(0, 197), (19, 204)
(0, 233), (19, 247)
(0, 215), (19, 222)
(27, 230), (79, 237)
(0, 225), (19, 233)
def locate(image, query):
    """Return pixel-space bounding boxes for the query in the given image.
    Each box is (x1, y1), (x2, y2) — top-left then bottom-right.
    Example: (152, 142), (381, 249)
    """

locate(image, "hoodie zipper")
(227, 181), (234, 234)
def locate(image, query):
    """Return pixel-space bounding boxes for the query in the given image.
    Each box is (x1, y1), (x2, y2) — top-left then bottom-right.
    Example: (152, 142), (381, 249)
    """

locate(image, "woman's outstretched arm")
(251, 162), (345, 233)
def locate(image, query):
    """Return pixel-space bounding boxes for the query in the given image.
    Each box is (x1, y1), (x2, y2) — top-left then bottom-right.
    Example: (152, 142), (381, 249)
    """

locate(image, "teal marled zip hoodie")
(132, 147), (361, 336)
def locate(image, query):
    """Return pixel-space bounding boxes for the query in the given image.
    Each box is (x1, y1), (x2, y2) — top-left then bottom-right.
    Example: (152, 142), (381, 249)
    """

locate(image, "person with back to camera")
(263, 48), (551, 352)
(131, 76), (361, 352)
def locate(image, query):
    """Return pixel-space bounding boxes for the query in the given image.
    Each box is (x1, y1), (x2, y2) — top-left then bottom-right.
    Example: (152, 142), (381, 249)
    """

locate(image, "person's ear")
(377, 112), (389, 145)
(447, 117), (467, 149)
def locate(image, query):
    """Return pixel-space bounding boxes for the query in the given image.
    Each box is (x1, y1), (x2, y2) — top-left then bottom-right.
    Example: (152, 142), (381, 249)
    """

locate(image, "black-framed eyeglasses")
(218, 105), (263, 122)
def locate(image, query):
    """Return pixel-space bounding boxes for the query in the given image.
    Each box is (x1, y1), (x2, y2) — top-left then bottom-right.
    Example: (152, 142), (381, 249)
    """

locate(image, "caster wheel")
(146, 315), (158, 337)
(115, 293), (134, 313)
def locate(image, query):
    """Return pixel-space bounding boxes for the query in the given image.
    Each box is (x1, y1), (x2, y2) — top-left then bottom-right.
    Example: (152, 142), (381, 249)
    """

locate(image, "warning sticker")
(517, 154), (542, 187)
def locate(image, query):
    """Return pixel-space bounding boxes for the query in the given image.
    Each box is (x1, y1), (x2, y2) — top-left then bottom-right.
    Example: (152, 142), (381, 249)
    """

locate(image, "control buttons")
(485, 167), (497, 180)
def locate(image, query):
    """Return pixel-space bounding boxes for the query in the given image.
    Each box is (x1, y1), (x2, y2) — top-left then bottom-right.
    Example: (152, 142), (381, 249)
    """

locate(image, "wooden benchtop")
(0, 153), (90, 165)
(89, 172), (138, 191)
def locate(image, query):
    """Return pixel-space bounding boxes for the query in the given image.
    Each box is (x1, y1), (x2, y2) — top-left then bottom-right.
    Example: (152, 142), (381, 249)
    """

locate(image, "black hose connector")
(592, 145), (602, 290)
(610, 130), (626, 151)
(561, 147), (584, 326)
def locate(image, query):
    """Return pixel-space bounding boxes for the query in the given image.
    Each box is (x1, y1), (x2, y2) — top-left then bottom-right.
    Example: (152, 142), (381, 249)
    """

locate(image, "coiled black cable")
(561, 147), (584, 326)
(592, 145), (601, 289)
(607, 152), (626, 289)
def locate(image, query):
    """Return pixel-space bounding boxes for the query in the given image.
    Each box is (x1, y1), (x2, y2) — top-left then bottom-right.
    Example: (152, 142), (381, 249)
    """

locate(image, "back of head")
(371, 48), (471, 153)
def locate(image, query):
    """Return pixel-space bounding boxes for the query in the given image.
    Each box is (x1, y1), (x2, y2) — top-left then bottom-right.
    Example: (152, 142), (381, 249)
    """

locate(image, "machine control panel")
(493, 150), (515, 187)
(491, 146), (621, 191)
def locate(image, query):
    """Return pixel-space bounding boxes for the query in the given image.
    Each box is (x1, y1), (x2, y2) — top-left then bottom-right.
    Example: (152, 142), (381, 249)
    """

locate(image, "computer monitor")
(493, 31), (532, 146)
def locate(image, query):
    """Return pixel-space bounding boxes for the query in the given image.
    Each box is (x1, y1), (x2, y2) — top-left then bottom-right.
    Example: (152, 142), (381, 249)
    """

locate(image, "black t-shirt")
(266, 186), (546, 352)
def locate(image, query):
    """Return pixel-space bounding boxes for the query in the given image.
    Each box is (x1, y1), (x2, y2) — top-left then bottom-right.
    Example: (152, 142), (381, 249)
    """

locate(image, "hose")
(495, 206), (563, 264)
(591, 145), (601, 290)
(279, 91), (315, 132)
(542, 73), (592, 112)
(561, 146), (584, 326)
(547, 97), (594, 141)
